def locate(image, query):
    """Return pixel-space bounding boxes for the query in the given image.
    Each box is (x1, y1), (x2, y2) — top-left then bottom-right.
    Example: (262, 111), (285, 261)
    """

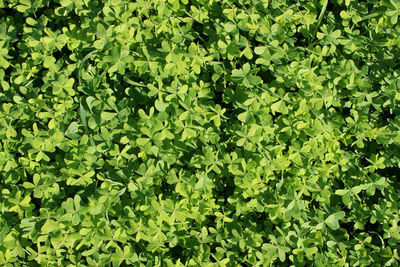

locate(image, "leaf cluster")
(0, 0), (400, 266)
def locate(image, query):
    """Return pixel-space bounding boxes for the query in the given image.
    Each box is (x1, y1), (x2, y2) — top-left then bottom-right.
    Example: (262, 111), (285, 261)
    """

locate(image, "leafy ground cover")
(0, 0), (400, 266)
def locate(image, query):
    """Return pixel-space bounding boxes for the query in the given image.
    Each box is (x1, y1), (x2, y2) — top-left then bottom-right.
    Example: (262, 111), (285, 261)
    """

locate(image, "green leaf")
(65, 122), (80, 140)
(41, 219), (59, 234)
(16, 0), (31, 12)
(271, 100), (288, 114)
(218, 40), (228, 49)
(325, 211), (345, 230)
(155, 99), (167, 112)
(224, 23), (237, 32)
(101, 112), (117, 121)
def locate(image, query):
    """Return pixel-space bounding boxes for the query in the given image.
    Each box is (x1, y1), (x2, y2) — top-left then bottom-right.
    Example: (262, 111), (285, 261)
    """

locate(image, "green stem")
(315, 0), (329, 36)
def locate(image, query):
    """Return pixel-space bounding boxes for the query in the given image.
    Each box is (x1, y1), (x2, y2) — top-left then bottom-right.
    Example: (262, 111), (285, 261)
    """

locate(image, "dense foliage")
(0, 0), (400, 265)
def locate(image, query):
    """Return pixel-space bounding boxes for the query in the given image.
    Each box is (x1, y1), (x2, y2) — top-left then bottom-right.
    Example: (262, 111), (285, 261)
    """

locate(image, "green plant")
(0, 0), (400, 266)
